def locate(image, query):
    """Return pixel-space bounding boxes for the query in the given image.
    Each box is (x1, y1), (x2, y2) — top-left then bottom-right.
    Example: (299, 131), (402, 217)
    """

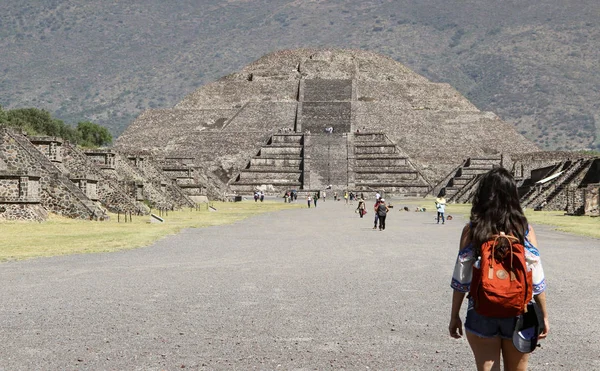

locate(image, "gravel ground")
(1, 199), (599, 370)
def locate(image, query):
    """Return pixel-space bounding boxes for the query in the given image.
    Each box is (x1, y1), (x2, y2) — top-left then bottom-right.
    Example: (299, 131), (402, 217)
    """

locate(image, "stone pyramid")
(116, 48), (536, 195)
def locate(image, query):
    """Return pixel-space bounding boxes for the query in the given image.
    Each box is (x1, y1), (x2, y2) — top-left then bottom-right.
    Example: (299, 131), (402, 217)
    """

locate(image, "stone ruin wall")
(62, 144), (148, 214)
(0, 169), (47, 221)
(582, 184), (600, 216)
(511, 152), (597, 179)
(0, 128), (199, 221)
(434, 151), (600, 215)
(0, 130), (96, 219)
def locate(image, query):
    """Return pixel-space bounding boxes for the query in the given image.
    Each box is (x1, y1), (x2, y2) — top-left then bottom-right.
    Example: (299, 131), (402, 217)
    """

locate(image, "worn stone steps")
(231, 181), (302, 186)
(355, 159), (409, 167)
(355, 169), (417, 174)
(260, 147), (303, 156)
(355, 154), (408, 159)
(254, 154), (303, 160)
(266, 143), (303, 148)
(250, 158), (303, 167)
(355, 181), (430, 188)
(354, 146), (398, 155)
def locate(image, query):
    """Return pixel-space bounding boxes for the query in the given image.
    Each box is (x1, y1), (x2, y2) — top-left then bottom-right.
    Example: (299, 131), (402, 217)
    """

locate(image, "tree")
(76, 121), (112, 147)
(1, 106), (111, 147)
(4, 108), (79, 142)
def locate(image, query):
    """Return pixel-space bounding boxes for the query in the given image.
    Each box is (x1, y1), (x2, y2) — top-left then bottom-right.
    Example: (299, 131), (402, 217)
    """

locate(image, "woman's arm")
(449, 224), (471, 338)
(449, 291), (466, 338)
(528, 226), (549, 339)
(534, 291), (549, 339)
(527, 225), (539, 247)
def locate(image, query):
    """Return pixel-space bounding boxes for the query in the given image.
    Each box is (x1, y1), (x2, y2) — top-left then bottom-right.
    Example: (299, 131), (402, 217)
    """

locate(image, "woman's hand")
(538, 317), (549, 339)
(449, 317), (463, 338)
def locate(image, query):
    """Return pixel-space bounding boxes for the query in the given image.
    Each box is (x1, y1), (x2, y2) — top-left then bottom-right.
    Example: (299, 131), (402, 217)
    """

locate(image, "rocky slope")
(0, 0), (598, 150)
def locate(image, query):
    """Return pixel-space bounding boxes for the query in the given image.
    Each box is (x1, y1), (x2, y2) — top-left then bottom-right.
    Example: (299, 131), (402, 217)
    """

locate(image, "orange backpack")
(470, 233), (532, 318)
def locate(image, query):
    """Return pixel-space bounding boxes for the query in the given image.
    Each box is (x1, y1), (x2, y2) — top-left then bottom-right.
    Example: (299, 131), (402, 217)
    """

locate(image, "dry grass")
(394, 196), (599, 239)
(0, 201), (301, 262)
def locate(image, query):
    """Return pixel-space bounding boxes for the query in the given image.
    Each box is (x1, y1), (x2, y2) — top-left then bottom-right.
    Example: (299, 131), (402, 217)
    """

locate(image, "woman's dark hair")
(470, 167), (528, 256)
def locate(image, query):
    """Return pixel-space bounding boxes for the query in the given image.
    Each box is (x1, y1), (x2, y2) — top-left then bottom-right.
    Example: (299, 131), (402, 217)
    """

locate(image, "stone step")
(355, 158), (408, 167)
(355, 181), (430, 188)
(249, 165), (302, 172)
(271, 134), (303, 144)
(251, 158), (303, 167)
(355, 144), (396, 148)
(231, 181), (303, 186)
(238, 171), (302, 182)
(354, 146), (397, 155)
(355, 169), (417, 174)
(444, 186), (459, 193)
(260, 147), (303, 156)
(461, 167), (493, 176)
(355, 154), (408, 160)
(468, 159), (501, 167)
(356, 173), (419, 181)
(240, 169), (302, 174)
(266, 143), (304, 148)
(451, 176), (475, 186)
(255, 154), (303, 160)
(354, 133), (386, 142)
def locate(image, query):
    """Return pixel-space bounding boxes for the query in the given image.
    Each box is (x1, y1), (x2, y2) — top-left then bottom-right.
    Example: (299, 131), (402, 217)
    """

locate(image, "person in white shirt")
(436, 196), (446, 224)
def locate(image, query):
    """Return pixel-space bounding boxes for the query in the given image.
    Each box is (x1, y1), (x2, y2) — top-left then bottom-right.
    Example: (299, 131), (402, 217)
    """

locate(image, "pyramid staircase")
(229, 134), (304, 193)
(433, 156), (502, 202)
(516, 162), (563, 200)
(352, 132), (431, 194)
(521, 159), (594, 210)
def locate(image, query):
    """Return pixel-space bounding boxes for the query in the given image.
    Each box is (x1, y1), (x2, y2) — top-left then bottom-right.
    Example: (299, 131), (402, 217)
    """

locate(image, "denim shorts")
(464, 299), (518, 339)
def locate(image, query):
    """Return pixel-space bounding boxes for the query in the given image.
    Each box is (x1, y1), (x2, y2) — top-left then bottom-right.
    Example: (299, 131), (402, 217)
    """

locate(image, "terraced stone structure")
(433, 151), (600, 215)
(512, 152), (600, 215)
(0, 128), (195, 221)
(0, 129), (106, 220)
(116, 49), (535, 195)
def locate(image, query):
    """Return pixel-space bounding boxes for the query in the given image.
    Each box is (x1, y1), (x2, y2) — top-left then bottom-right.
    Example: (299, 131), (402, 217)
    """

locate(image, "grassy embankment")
(0, 201), (301, 262)
(398, 197), (600, 239)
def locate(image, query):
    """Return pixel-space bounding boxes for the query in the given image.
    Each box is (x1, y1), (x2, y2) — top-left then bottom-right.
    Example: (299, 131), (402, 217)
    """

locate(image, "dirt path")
(1, 199), (598, 370)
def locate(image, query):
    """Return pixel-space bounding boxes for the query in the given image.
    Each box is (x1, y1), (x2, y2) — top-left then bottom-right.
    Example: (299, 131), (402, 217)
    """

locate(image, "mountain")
(1, 0), (598, 151)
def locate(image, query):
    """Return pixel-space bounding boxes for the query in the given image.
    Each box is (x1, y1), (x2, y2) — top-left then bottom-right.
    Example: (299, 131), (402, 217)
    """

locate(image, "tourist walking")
(322, 191), (326, 202)
(449, 167), (548, 371)
(313, 192), (319, 208)
(334, 192), (338, 201)
(376, 198), (389, 230)
(357, 198), (366, 218)
(260, 191), (265, 202)
(307, 194), (312, 208)
(436, 195), (446, 224)
(373, 198), (382, 229)
(344, 191), (349, 205)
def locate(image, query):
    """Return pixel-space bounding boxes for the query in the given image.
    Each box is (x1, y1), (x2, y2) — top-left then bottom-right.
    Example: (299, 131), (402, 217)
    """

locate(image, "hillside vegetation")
(0, 0), (598, 151)
(0, 106), (112, 147)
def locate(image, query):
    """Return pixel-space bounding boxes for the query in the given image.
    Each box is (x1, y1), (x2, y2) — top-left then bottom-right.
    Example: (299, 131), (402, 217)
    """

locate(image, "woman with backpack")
(448, 168), (548, 370)
(356, 197), (366, 218)
(376, 198), (389, 230)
